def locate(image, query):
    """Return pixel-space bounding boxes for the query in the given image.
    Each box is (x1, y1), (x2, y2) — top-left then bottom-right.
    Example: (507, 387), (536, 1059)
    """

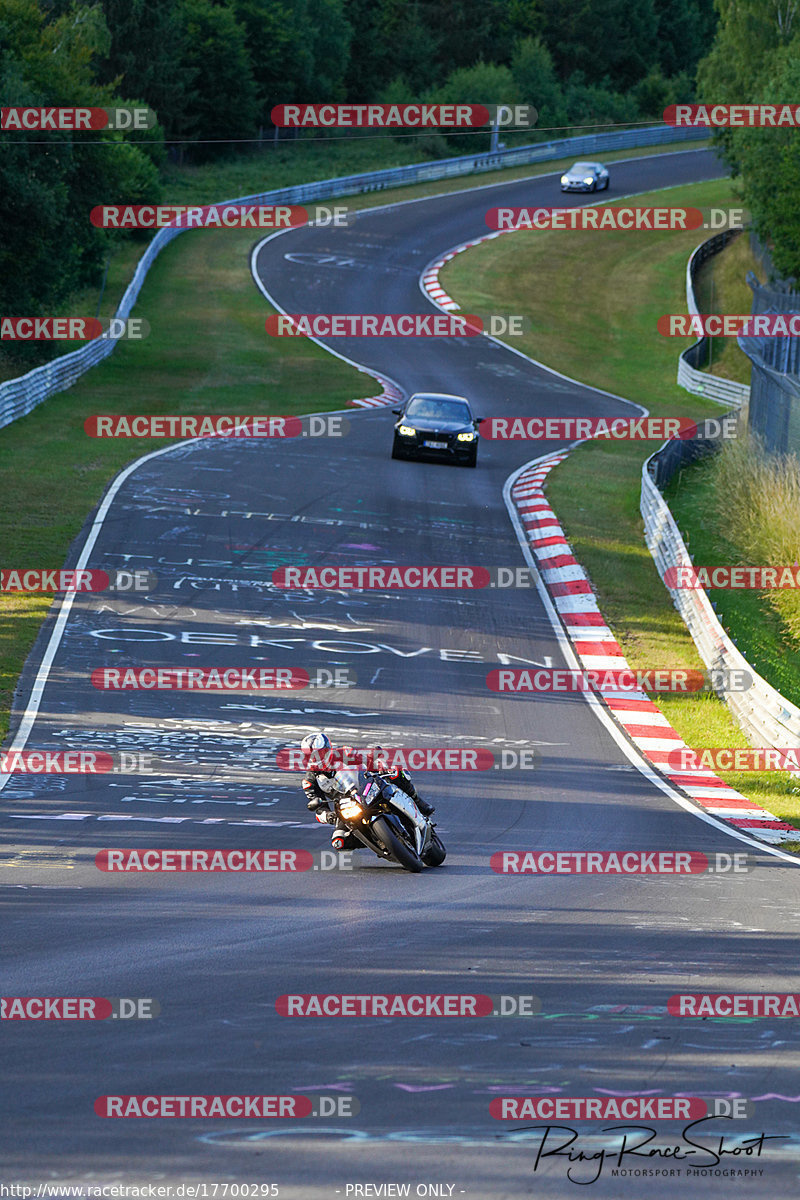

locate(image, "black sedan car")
(560, 161), (610, 192)
(391, 392), (483, 467)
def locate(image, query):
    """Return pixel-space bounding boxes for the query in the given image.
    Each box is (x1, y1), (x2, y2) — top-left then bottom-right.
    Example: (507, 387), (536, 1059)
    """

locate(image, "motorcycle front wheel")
(371, 815), (423, 873)
(422, 829), (446, 866)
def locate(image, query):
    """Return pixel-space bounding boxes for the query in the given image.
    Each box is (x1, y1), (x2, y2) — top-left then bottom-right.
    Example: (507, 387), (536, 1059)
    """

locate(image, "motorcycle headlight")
(339, 799), (363, 820)
(398, 424), (416, 437)
(457, 431), (476, 441)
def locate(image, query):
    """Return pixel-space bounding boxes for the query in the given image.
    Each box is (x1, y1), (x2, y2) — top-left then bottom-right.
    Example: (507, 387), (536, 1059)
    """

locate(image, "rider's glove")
(315, 809), (335, 825)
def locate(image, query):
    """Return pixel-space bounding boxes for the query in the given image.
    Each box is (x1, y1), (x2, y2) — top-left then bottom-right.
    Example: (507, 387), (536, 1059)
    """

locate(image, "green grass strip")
(444, 178), (800, 828)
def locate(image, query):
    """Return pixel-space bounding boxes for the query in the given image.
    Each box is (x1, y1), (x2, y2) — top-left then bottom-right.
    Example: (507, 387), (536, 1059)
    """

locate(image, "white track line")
(250, 230), (406, 408)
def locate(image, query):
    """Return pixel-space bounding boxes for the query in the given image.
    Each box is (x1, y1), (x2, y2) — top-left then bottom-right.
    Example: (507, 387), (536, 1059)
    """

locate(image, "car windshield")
(572, 162), (594, 172)
(405, 397), (471, 423)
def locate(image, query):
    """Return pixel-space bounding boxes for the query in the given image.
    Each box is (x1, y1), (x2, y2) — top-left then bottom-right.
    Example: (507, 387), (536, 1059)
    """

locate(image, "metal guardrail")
(0, 228), (184, 429)
(676, 229), (750, 409)
(641, 432), (800, 752)
(739, 272), (800, 456)
(676, 353), (750, 407)
(646, 422), (723, 491)
(0, 123), (708, 431)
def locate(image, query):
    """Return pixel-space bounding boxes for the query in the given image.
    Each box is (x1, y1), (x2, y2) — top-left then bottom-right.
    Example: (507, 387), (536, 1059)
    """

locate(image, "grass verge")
(443, 177), (800, 827)
(665, 439), (800, 706)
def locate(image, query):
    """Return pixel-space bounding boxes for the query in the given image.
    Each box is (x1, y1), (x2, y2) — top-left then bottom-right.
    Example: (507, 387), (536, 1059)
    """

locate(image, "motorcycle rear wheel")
(372, 815), (423, 873)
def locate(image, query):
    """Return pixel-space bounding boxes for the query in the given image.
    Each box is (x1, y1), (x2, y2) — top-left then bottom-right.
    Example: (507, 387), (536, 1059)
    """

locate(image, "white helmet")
(300, 731), (332, 752)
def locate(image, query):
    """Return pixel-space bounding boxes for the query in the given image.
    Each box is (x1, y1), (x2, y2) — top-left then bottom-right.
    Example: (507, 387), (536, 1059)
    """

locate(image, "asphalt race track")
(4, 147), (800, 1197)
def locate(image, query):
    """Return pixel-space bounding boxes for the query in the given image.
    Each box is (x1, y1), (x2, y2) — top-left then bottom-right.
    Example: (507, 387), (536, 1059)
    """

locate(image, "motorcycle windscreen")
(329, 767), (360, 796)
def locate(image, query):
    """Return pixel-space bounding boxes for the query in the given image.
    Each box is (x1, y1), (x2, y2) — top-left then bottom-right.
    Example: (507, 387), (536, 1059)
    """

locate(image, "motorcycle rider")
(300, 731), (435, 851)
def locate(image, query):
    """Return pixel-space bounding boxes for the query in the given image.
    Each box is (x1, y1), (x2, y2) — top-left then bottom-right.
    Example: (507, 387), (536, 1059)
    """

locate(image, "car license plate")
(424, 440), (447, 449)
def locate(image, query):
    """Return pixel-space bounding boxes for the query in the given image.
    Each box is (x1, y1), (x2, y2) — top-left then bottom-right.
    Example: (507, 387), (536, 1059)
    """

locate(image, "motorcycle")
(319, 767), (446, 873)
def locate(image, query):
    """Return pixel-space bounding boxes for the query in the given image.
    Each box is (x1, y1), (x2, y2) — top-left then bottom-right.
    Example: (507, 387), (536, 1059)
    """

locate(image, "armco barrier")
(641, 437), (800, 753)
(676, 229), (750, 409)
(677, 352), (751, 407)
(0, 124), (707, 432)
(0, 226), (184, 429)
(739, 272), (800, 457)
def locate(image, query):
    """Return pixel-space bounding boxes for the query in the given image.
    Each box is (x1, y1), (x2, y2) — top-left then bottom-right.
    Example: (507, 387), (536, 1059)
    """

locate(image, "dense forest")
(698, 0), (800, 281)
(1, 0), (799, 337)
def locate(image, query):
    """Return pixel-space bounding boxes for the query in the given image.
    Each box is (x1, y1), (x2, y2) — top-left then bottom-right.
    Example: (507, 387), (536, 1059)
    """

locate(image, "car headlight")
(457, 431), (477, 442)
(584, 177), (594, 185)
(560, 175), (569, 184)
(339, 799), (363, 820)
(398, 424), (416, 437)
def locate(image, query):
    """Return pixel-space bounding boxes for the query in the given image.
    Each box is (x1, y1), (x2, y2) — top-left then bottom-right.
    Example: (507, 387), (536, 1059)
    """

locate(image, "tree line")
(698, 0), (800, 282)
(16, 0), (794, 361)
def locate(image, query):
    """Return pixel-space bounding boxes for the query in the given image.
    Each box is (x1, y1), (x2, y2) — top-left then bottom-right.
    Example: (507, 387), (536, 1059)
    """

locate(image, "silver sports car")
(560, 161), (610, 192)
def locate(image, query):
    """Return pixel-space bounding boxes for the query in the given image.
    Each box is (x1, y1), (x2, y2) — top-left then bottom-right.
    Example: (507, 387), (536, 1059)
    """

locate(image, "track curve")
(3, 148), (800, 1197)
